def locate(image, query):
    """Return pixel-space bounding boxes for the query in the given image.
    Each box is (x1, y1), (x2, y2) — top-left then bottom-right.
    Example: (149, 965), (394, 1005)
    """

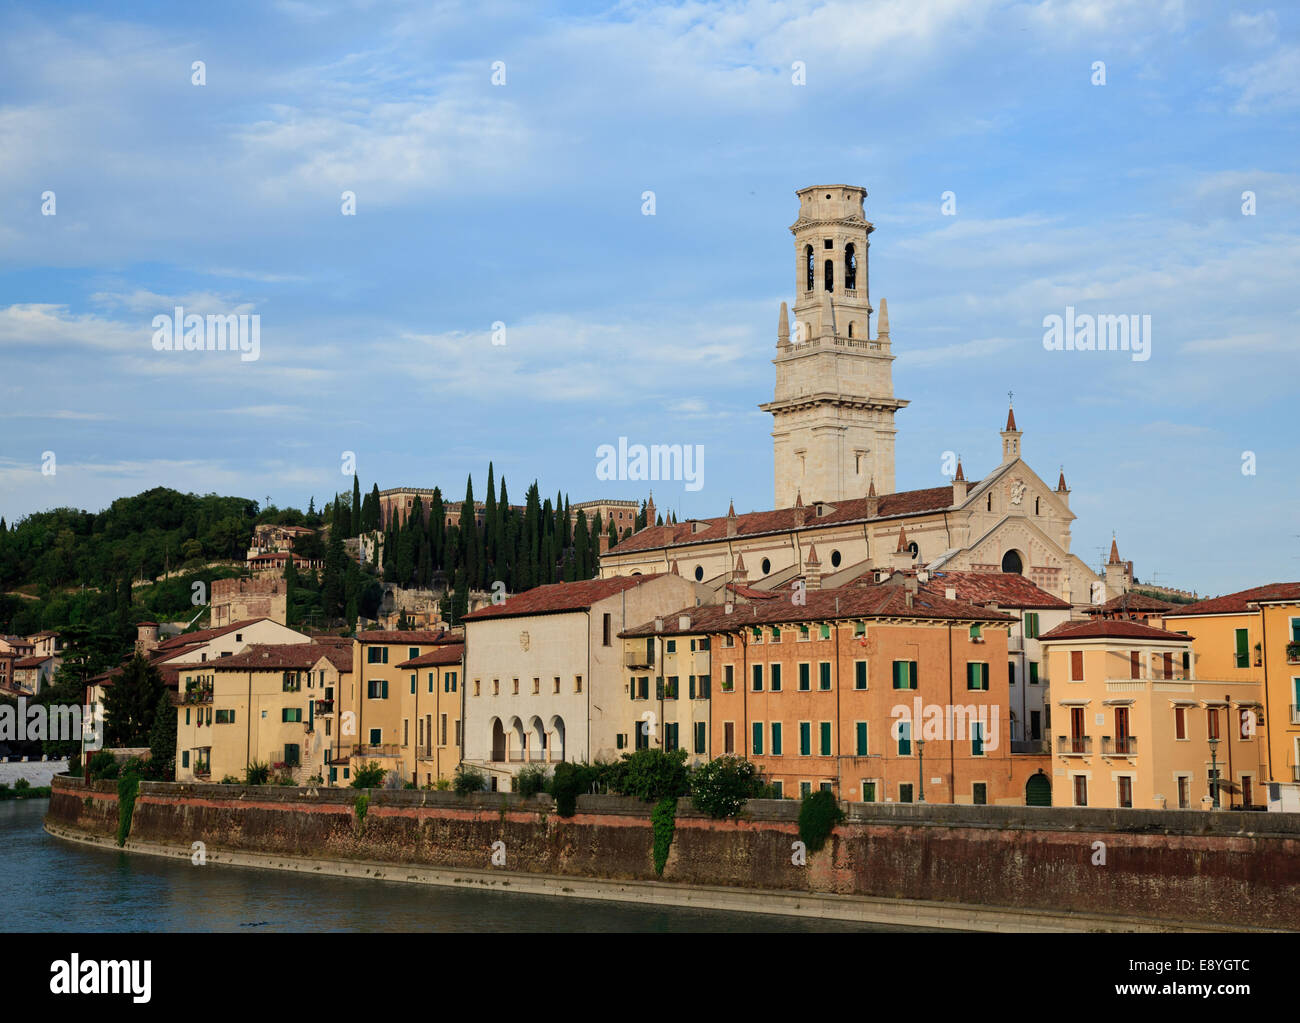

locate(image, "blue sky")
(0, 0), (1296, 595)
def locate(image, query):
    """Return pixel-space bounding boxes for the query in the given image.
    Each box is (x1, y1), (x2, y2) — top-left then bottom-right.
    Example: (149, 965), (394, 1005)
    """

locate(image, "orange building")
(626, 576), (1050, 804)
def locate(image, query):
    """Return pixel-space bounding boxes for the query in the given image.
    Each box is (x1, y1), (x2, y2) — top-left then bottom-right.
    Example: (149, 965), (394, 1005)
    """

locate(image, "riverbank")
(0, 759), (67, 788)
(46, 775), (1300, 931)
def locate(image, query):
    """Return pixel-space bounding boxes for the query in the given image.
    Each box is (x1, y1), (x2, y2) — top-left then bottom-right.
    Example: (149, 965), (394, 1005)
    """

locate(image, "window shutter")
(382, 679), (389, 699)
(856, 721), (867, 755)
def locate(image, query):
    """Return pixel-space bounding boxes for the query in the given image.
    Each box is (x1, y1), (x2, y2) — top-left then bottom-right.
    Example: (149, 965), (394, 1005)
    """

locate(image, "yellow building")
(396, 643), (464, 787)
(1040, 619), (1265, 810)
(1163, 582), (1300, 810)
(340, 629), (460, 786)
(175, 641), (352, 784)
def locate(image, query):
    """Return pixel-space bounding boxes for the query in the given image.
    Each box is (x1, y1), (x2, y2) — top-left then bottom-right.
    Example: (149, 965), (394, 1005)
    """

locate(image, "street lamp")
(916, 738), (926, 803)
(1208, 736), (1221, 809)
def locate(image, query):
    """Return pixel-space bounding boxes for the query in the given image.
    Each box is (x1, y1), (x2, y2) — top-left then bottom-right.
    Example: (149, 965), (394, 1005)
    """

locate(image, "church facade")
(601, 184), (1107, 609)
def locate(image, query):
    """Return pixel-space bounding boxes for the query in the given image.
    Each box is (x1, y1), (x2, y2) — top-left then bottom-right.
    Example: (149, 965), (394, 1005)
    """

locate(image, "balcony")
(193, 763), (211, 779)
(1101, 736), (1138, 756)
(1056, 735), (1091, 755)
(1293, 765), (1300, 783)
(314, 699), (334, 715)
(1286, 643), (1300, 665)
(1011, 739), (1048, 754)
(624, 648), (655, 668)
(353, 743), (401, 759)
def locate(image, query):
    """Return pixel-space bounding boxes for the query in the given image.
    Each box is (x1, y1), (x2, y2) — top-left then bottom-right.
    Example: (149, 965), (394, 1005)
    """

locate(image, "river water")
(8, 800), (917, 932)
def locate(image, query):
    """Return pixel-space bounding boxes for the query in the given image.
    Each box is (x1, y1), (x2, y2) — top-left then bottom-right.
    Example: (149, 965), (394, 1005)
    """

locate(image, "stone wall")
(47, 777), (1300, 929)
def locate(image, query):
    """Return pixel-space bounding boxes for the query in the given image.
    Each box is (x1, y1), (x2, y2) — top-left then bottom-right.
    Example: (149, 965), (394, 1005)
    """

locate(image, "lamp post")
(1208, 736), (1220, 809)
(916, 738), (926, 803)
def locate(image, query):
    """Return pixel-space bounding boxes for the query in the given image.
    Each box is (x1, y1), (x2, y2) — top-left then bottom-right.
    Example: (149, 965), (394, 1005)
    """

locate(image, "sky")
(0, 0), (1295, 596)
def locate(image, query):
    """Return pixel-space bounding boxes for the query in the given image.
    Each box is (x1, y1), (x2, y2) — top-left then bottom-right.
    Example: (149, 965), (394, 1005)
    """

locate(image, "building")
(0, 635), (36, 693)
(174, 640), (352, 784)
(13, 654), (60, 695)
(600, 185), (1105, 608)
(1040, 619), (1265, 810)
(247, 523), (315, 558)
(572, 499), (639, 535)
(1084, 588), (1175, 622)
(618, 612), (716, 768)
(339, 629), (461, 785)
(461, 574), (708, 789)
(210, 577), (288, 628)
(396, 643), (465, 787)
(1162, 583), (1300, 811)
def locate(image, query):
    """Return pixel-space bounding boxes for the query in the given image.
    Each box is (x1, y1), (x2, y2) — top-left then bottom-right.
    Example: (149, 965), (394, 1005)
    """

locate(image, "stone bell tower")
(760, 185), (908, 508)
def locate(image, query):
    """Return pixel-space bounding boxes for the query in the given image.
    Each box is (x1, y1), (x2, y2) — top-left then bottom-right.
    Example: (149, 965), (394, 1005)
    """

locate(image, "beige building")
(396, 642), (465, 787)
(175, 641), (352, 784)
(1040, 619), (1265, 810)
(461, 574), (708, 790)
(210, 577), (288, 628)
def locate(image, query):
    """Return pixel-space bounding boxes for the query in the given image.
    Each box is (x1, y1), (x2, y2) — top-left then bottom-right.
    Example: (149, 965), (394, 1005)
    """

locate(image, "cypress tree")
(573, 511), (590, 580)
(483, 463), (497, 579)
(351, 474), (361, 536)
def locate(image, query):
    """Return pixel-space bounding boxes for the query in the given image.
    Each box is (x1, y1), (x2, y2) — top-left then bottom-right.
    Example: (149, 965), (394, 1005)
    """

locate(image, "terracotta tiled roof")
(213, 643), (353, 672)
(1165, 582), (1300, 616)
(1083, 592), (1174, 614)
(155, 618), (270, 651)
(620, 583), (1013, 637)
(607, 483), (967, 556)
(13, 655), (53, 668)
(922, 571), (1070, 610)
(1039, 619), (1187, 642)
(397, 643), (465, 669)
(724, 583), (781, 601)
(355, 629), (457, 644)
(464, 575), (665, 621)
(1005, 406), (1017, 432)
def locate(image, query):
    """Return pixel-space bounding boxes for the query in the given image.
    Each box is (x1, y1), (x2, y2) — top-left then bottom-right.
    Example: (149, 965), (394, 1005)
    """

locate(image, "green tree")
(147, 689), (176, 780)
(351, 474), (362, 537)
(103, 654), (165, 747)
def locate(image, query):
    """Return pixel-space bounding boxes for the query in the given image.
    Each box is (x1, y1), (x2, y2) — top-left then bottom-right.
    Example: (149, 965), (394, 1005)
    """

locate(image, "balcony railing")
(1293, 765), (1300, 783)
(315, 699), (334, 714)
(416, 744), (434, 760)
(1101, 736), (1137, 756)
(1291, 704), (1300, 725)
(624, 648), (654, 668)
(1056, 735), (1092, 755)
(193, 763), (211, 778)
(1011, 739), (1048, 754)
(353, 744), (401, 758)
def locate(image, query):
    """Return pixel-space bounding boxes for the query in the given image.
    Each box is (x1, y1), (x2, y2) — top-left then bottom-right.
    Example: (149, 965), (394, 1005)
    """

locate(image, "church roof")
(1005, 406), (1018, 432)
(607, 482), (970, 556)
(921, 571), (1071, 610)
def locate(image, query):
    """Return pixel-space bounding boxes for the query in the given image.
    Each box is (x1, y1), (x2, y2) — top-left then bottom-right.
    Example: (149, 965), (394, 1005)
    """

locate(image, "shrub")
(618, 748), (690, 802)
(514, 764), (549, 798)
(244, 761), (270, 786)
(651, 797), (677, 876)
(404, 781), (417, 789)
(691, 755), (764, 818)
(116, 772), (140, 847)
(351, 761), (385, 789)
(550, 761), (592, 817)
(354, 792), (369, 825)
(453, 764), (487, 796)
(589, 757), (626, 795)
(14, 778), (30, 791)
(275, 775), (297, 786)
(219, 775), (240, 784)
(87, 750), (119, 781)
(435, 778), (451, 791)
(798, 789), (845, 854)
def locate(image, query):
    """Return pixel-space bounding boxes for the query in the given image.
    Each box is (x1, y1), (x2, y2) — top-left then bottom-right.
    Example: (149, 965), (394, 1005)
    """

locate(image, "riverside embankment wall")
(47, 776), (1300, 929)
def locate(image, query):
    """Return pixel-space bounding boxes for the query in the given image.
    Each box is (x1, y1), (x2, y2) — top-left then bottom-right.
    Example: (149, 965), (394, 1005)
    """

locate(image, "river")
(9, 800), (919, 931)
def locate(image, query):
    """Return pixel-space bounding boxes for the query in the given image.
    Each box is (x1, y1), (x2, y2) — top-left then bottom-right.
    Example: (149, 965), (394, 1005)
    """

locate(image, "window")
(819, 721), (832, 755)
(698, 674), (711, 698)
(1235, 628), (1249, 668)
(819, 662), (831, 690)
(798, 663), (811, 691)
(966, 662), (989, 691)
(801, 781), (812, 798)
(532, 677), (540, 695)
(799, 722), (811, 756)
(1130, 650), (1141, 679)
(665, 676), (678, 699)
(1029, 661), (1040, 685)
(1073, 775), (1088, 807)
(824, 258), (834, 291)
(752, 722), (764, 755)
(861, 780), (876, 802)
(855, 721), (868, 756)
(844, 243), (856, 290)
(474, 679), (481, 697)
(665, 723), (679, 752)
(805, 244), (814, 290)
(666, 639), (676, 653)
(440, 715), (447, 746)
(575, 675), (583, 693)
(215, 709), (234, 724)
(185, 708), (191, 725)
(724, 721), (734, 754)
(973, 782), (987, 805)
(428, 673), (434, 694)
(971, 722), (984, 757)
(752, 664), (763, 692)
(694, 721), (706, 754)
(1070, 650), (1084, 681)
(772, 781), (784, 799)
(897, 721), (911, 756)
(1174, 705), (1187, 739)
(699, 638), (710, 651)
(446, 671), (458, 693)
(603, 614), (612, 647)
(723, 665), (734, 692)
(635, 724), (649, 751)
(854, 661), (867, 690)
(367, 679), (388, 699)
(1207, 707), (1220, 740)
(182, 750), (189, 768)
(1023, 613), (1039, 639)
(854, 621), (866, 638)
(512, 678), (519, 695)
(632, 676), (649, 700)
(616, 732), (626, 751)
(820, 624), (831, 640)
(454, 720), (461, 746)
(368, 728), (381, 745)
(899, 783), (913, 803)
(1177, 776), (1190, 809)
(770, 627), (781, 644)
(493, 679), (500, 695)
(771, 722), (783, 755)
(969, 624), (983, 642)
(724, 634), (735, 648)
(752, 627), (762, 644)
(892, 660), (918, 690)
(770, 663), (782, 692)
(410, 675), (416, 695)
(1117, 776), (1133, 808)
(799, 625), (810, 641)
(366, 647), (388, 664)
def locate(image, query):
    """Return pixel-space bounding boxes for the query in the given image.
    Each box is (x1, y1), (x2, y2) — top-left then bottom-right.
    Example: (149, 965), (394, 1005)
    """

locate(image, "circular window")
(761, 558), (771, 575)
(694, 565), (704, 581)
(1001, 550), (1023, 574)
(830, 550), (842, 568)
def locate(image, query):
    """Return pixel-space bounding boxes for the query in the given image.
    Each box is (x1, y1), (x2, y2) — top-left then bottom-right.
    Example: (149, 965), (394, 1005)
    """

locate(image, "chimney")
(904, 590), (914, 609)
(598, 533), (610, 554)
(890, 526), (914, 572)
(678, 615), (691, 632)
(805, 545), (822, 590)
(952, 457), (967, 504)
(733, 552), (748, 583)
(945, 586), (957, 601)
(654, 617), (664, 633)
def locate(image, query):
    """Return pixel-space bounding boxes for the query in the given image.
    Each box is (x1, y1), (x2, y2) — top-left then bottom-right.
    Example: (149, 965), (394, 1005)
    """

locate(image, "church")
(601, 185), (1107, 608)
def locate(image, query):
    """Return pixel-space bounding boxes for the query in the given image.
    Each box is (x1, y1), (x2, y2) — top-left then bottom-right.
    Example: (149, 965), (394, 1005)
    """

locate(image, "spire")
(1001, 396), (1022, 464)
(821, 290), (835, 337)
(877, 297), (889, 340)
(734, 552), (747, 575)
(670, 559), (680, 576)
(726, 498), (737, 537)
(806, 544), (820, 566)
(794, 491), (803, 508)
(778, 301), (790, 348)
(954, 458), (965, 482)
(1109, 536), (1121, 564)
(805, 544), (821, 589)
(1057, 466), (1068, 492)
(1005, 404), (1017, 432)
(727, 499), (736, 518)
(896, 526), (909, 553)
(868, 478), (876, 498)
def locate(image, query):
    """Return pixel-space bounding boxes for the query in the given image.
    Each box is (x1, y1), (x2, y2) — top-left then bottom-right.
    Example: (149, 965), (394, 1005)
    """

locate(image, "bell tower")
(761, 185), (908, 507)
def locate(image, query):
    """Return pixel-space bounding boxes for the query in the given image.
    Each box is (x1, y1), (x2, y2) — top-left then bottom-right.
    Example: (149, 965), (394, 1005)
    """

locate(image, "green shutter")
(909, 661), (918, 688)
(800, 722), (811, 755)
(1029, 661), (1039, 684)
(819, 663), (831, 690)
(855, 661), (867, 689)
(1235, 629), (1249, 667)
(856, 721), (868, 755)
(799, 664), (810, 690)
(772, 722), (783, 755)
(820, 721), (831, 755)
(752, 722), (763, 755)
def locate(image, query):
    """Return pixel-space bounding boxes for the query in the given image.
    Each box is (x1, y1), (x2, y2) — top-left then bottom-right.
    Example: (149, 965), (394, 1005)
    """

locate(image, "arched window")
(844, 244), (857, 290)
(1001, 550), (1023, 574)
(987, 494), (992, 512)
(805, 245), (814, 291)
(847, 322), (854, 337)
(824, 259), (834, 292)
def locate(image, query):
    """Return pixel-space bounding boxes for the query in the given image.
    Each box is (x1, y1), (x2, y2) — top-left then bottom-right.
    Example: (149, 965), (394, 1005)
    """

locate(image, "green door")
(1025, 773), (1052, 806)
